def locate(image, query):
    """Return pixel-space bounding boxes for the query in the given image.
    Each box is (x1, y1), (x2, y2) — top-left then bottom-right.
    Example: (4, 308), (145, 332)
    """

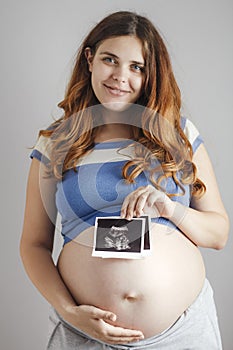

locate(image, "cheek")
(133, 76), (144, 94)
(91, 65), (109, 87)
(91, 69), (101, 93)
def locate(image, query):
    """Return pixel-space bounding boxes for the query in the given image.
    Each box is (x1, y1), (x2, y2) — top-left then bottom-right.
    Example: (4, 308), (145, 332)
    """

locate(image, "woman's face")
(86, 36), (145, 112)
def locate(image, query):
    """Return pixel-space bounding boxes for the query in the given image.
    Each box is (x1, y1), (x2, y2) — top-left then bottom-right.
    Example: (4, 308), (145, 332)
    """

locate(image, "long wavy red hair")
(39, 11), (205, 197)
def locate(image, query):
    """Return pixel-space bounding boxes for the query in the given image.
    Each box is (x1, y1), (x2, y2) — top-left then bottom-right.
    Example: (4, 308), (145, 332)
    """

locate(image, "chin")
(102, 101), (134, 113)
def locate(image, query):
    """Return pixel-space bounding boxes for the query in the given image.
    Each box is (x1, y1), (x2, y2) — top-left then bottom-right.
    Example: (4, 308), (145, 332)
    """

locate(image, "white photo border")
(92, 216), (150, 259)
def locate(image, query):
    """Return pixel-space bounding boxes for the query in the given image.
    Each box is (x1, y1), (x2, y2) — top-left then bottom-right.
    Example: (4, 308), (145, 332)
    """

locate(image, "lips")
(103, 84), (130, 96)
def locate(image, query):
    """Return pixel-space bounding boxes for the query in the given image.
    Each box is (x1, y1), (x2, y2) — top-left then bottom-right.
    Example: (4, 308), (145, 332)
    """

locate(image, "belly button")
(123, 293), (140, 302)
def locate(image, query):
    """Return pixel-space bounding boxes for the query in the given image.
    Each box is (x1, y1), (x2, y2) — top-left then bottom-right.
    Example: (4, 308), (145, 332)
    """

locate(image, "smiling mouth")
(104, 84), (130, 96)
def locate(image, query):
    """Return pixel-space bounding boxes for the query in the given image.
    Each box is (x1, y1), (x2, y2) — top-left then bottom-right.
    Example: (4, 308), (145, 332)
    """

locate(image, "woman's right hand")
(61, 304), (144, 345)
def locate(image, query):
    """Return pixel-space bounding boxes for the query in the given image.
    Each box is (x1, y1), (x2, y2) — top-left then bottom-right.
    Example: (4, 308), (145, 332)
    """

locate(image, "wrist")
(56, 301), (78, 319)
(165, 200), (187, 226)
(59, 303), (82, 328)
(159, 195), (175, 219)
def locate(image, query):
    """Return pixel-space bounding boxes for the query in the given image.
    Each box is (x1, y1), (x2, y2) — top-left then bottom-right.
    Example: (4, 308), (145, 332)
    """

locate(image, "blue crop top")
(30, 117), (203, 245)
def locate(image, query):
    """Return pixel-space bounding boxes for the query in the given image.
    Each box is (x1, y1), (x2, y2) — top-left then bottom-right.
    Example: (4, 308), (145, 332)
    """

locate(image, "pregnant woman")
(20, 11), (229, 349)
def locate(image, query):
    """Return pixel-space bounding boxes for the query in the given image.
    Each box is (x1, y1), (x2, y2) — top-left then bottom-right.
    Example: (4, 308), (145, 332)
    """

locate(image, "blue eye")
(132, 65), (144, 72)
(103, 57), (116, 64)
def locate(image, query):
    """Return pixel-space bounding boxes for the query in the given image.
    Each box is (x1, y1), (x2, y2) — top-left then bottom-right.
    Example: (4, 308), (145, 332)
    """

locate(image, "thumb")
(103, 311), (117, 322)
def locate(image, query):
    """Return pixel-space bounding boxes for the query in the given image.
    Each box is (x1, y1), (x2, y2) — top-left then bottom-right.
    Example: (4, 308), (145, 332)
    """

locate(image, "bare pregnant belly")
(57, 223), (205, 338)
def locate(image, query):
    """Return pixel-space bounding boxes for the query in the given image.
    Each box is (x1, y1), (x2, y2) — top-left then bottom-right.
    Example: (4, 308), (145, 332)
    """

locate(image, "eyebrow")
(99, 51), (145, 66)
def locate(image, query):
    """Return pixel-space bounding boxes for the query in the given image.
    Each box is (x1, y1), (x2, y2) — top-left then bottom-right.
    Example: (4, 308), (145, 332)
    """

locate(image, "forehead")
(96, 36), (144, 62)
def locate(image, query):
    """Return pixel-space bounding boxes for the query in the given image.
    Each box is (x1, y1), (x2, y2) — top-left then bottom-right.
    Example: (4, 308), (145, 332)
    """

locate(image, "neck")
(94, 106), (134, 142)
(95, 123), (133, 143)
(100, 106), (130, 123)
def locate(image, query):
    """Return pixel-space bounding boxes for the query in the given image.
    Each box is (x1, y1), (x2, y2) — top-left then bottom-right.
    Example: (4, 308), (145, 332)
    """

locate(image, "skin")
(121, 144), (229, 249)
(20, 35), (229, 345)
(85, 36), (145, 116)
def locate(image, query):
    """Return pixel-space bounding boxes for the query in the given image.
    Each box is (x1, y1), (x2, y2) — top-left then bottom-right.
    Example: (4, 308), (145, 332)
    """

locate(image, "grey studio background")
(0, 0), (232, 349)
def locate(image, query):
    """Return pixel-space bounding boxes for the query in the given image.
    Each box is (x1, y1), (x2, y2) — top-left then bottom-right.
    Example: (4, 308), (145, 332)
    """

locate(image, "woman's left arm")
(121, 144), (229, 250)
(167, 143), (229, 249)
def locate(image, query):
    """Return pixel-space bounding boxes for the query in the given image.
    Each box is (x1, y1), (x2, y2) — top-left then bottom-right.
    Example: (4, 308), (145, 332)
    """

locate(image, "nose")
(112, 65), (128, 83)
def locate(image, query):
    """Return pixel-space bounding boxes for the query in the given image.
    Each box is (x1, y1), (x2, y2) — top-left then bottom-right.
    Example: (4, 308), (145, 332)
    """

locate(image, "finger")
(106, 325), (144, 338)
(103, 312), (117, 322)
(105, 335), (144, 344)
(121, 197), (131, 218)
(134, 191), (150, 216)
(124, 188), (148, 219)
(121, 201), (135, 220)
(91, 307), (117, 322)
(146, 191), (158, 207)
(121, 188), (140, 217)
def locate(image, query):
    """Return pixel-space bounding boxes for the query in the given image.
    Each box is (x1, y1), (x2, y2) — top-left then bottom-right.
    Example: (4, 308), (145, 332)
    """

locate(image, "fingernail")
(109, 314), (116, 321)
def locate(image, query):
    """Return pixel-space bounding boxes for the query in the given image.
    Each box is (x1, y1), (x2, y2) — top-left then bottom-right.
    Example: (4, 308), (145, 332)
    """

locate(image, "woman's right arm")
(20, 158), (144, 344)
(20, 158), (78, 314)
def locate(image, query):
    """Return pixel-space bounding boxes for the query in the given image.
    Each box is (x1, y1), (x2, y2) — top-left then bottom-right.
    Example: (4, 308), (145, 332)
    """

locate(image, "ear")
(84, 47), (93, 72)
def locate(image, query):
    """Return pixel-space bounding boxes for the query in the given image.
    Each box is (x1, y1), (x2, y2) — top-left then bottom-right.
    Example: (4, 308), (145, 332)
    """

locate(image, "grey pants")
(46, 279), (222, 349)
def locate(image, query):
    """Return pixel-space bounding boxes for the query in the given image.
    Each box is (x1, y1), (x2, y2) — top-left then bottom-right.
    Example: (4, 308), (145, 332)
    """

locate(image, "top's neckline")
(93, 139), (134, 149)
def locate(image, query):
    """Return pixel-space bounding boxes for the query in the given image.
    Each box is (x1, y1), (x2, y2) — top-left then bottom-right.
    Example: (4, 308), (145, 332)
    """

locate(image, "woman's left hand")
(121, 185), (172, 220)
